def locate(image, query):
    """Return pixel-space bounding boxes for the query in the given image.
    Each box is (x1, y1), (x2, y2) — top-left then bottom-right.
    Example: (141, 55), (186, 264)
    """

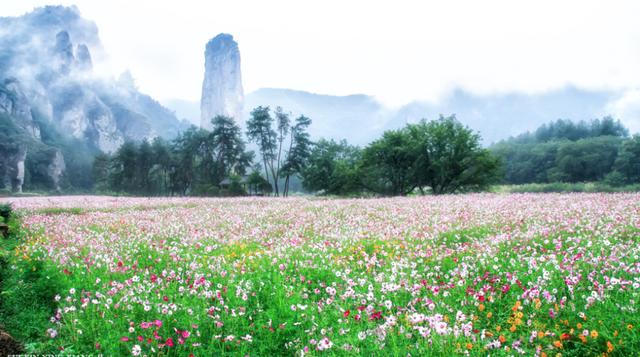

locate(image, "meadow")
(2, 194), (639, 356)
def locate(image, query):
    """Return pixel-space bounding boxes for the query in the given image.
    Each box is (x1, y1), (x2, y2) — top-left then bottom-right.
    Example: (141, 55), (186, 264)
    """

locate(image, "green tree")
(91, 153), (111, 193)
(210, 115), (253, 182)
(408, 115), (500, 194)
(554, 136), (621, 182)
(150, 138), (171, 195)
(611, 134), (640, 184)
(111, 141), (138, 193)
(247, 169), (271, 195)
(281, 115), (312, 196)
(302, 139), (362, 195)
(137, 140), (154, 194)
(246, 106), (278, 195)
(360, 130), (418, 196)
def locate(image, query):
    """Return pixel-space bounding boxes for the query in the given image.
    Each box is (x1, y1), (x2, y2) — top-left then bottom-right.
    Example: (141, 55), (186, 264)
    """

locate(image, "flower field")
(4, 193), (640, 355)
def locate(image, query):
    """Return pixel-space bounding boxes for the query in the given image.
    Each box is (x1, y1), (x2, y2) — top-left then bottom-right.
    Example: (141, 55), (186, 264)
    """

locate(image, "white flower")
(132, 344), (141, 356)
(317, 337), (333, 351)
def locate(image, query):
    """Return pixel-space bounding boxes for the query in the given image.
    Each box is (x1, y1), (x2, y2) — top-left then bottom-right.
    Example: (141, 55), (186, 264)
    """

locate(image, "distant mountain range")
(168, 86), (632, 146)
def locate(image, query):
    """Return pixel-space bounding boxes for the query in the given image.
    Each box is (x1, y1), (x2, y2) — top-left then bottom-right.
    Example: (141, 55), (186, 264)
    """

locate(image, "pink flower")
(120, 336), (130, 342)
(165, 337), (174, 347)
(154, 320), (162, 328)
(181, 330), (190, 339)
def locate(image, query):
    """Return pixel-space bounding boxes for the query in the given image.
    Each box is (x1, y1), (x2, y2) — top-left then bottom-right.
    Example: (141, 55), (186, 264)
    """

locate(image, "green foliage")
(0, 203), (12, 222)
(612, 134), (640, 184)
(93, 116), (254, 197)
(406, 116), (500, 194)
(302, 139), (362, 195)
(357, 115), (500, 195)
(247, 170), (271, 195)
(280, 115), (312, 196)
(246, 106), (279, 194)
(0, 210), (64, 352)
(361, 129), (418, 195)
(510, 117), (628, 143)
(491, 118), (636, 186)
(553, 136), (622, 182)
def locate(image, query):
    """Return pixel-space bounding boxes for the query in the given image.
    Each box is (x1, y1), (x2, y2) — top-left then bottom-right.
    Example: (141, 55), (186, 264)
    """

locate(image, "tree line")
(93, 107), (312, 197)
(92, 110), (640, 197)
(301, 115), (500, 195)
(491, 117), (640, 186)
(93, 109), (500, 196)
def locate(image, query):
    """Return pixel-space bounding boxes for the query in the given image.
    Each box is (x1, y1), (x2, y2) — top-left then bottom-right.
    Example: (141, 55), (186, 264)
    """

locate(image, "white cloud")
(607, 90), (640, 134)
(2, 0), (640, 107)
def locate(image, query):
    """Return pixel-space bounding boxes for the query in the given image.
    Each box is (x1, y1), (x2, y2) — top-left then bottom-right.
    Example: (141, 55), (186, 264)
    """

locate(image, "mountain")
(0, 6), (188, 193)
(200, 34), (243, 130)
(166, 85), (625, 147)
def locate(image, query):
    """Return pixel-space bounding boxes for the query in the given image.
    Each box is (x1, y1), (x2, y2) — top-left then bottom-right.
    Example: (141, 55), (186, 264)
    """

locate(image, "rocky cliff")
(0, 6), (189, 192)
(200, 34), (243, 130)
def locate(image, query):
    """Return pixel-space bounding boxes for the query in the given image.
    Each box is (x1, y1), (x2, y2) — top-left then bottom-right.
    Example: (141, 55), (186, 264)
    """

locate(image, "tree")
(360, 130), (418, 195)
(150, 138), (171, 195)
(274, 107), (290, 194)
(137, 140), (154, 194)
(408, 115), (500, 194)
(611, 134), (640, 184)
(247, 169), (271, 195)
(554, 136), (621, 182)
(280, 115), (312, 196)
(210, 115), (253, 182)
(92, 153), (111, 193)
(169, 127), (207, 195)
(246, 106), (278, 195)
(111, 141), (138, 193)
(301, 139), (362, 195)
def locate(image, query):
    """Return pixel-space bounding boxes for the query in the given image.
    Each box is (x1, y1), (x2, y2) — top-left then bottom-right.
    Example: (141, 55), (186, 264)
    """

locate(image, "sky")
(2, 0), (640, 107)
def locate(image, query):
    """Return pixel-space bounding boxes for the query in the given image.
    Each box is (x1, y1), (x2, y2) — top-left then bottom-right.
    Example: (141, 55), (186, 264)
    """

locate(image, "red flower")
(343, 310), (350, 318)
(370, 311), (382, 321)
(165, 337), (174, 347)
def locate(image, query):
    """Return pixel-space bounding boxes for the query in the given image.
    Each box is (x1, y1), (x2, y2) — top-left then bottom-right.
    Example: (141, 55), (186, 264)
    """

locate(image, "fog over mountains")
(0, 6), (188, 191)
(1, 5), (639, 193)
(170, 85), (624, 146)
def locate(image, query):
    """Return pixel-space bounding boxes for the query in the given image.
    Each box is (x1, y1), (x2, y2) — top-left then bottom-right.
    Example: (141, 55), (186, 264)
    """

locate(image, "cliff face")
(0, 6), (189, 192)
(200, 34), (244, 130)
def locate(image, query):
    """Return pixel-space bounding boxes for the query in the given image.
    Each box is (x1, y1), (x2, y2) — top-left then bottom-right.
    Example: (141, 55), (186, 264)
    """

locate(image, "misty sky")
(2, 0), (640, 107)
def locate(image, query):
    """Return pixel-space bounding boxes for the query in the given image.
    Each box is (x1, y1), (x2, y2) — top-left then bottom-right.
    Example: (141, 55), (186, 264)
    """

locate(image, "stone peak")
(205, 33), (238, 53)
